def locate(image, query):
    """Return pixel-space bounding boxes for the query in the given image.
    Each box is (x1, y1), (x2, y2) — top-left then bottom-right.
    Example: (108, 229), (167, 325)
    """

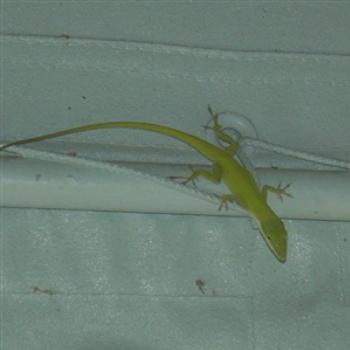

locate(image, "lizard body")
(0, 108), (290, 262)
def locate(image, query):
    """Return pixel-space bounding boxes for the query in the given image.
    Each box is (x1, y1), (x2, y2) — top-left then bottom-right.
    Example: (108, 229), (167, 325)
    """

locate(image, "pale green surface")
(3, 1), (350, 55)
(1, 2), (350, 349)
(1, 209), (350, 349)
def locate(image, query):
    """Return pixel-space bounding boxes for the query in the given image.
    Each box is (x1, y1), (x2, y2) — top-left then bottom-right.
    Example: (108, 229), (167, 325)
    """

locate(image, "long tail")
(0, 121), (221, 161)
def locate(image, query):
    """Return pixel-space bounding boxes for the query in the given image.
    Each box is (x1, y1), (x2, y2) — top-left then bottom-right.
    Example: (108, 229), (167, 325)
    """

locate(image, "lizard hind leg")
(169, 163), (223, 187)
(218, 194), (237, 211)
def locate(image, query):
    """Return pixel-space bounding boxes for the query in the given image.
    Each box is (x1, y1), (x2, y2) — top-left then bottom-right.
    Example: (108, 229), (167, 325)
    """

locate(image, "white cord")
(240, 138), (350, 170)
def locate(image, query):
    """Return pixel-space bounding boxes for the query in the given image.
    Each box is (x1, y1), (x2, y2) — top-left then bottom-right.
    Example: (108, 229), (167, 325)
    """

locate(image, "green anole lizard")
(0, 107), (291, 262)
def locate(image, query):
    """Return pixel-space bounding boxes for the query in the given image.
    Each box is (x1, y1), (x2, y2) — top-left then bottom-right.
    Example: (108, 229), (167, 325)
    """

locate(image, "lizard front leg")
(205, 105), (240, 157)
(261, 183), (292, 201)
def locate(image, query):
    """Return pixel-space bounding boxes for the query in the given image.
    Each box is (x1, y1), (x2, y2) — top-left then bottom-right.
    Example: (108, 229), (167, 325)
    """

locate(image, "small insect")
(195, 279), (206, 295)
(58, 33), (70, 39)
(31, 286), (56, 296)
(66, 151), (77, 157)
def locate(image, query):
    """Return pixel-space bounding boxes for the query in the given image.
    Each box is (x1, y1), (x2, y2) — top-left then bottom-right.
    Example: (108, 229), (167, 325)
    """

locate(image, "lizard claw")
(275, 183), (292, 201)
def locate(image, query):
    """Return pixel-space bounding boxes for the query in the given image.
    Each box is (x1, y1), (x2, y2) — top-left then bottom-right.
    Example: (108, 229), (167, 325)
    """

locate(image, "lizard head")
(258, 218), (288, 263)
